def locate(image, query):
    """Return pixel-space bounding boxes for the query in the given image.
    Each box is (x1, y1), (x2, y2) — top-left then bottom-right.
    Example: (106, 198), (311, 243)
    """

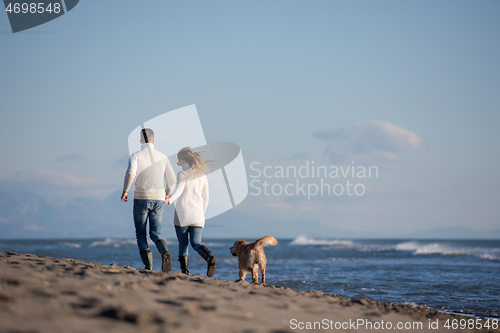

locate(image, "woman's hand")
(164, 197), (170, 205)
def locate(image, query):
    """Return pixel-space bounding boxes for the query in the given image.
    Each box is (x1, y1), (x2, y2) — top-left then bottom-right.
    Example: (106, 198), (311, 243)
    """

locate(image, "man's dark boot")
(178, 256), (189, 274)
(139, 249), (153, 270)
(197, 245), (216, 277)
(155, 239), (171, 273)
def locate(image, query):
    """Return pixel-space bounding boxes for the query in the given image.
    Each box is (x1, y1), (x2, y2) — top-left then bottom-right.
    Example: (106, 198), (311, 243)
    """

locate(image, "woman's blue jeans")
(175, 225), (203, 256)
(133, 199), (164, 253)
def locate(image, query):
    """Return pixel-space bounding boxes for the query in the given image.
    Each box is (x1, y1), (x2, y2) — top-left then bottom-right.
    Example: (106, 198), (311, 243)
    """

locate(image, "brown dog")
(229, 236), (277, 283)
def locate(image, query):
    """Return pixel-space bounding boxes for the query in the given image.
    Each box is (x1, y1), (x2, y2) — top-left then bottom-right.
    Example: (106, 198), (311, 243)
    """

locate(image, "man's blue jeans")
(133, 199), (164, 253)
(175, 225), (203, 256)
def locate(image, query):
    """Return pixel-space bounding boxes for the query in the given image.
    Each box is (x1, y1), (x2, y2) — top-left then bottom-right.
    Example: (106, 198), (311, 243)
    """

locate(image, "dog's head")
(229, 240), (246, 257)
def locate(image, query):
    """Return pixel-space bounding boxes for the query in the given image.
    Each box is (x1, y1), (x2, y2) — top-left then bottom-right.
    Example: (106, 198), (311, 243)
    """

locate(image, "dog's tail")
(254, 236), (278, 248)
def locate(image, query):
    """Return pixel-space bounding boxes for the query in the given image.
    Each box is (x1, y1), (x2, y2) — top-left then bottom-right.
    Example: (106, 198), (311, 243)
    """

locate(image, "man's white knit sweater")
(123, 143), (176, 200)
(169, 163), (209, 227)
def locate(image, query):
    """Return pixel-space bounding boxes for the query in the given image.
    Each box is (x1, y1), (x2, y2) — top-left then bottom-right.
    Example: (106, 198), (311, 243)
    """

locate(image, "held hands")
(164, 196), (171, 205)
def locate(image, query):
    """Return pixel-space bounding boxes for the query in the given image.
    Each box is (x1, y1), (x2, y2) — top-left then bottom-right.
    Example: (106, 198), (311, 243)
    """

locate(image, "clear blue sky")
(1, 0), (499, 236)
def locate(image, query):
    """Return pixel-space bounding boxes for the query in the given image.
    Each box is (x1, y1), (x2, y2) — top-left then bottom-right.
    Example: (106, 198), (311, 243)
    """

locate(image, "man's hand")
(121, 191), (128, 202)
(164, 197), (170, 205)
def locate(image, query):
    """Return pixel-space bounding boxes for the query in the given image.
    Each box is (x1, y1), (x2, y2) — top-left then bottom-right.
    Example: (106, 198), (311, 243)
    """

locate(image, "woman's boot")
(139, 249), (153, 270)
(178, 256), (189, 274)
(197, 245), (216, 277)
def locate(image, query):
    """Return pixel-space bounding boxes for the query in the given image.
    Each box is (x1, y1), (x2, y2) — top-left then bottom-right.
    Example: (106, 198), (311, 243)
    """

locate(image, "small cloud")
(28, 169), (101, 187)
(0, 169), (115, 201)
(0, 170), (14, 182)
(23, 225), (46, 231)
(287, 152), (310, 160)
(0, 169), (101, 187)
(314, 120), (425, 169)
(113, 155), (130, 169)
(297, 205), (315, 211)
(56, 153), (83, 162)
(257, 202), (292, 210)
(84, 187), (119, 198)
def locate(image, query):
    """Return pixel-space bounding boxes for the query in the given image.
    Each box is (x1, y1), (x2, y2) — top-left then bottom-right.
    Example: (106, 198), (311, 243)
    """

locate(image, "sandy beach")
(0, 251), (497, 333)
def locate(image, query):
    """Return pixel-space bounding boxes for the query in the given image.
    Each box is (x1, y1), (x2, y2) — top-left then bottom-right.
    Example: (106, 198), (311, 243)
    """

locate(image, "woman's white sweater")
(168, 163), (209, 227)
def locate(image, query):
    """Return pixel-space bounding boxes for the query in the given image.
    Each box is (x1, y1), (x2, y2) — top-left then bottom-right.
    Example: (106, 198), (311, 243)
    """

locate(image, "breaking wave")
(59, 242), (82, 249)
(395, 241), (500, 260)
(287, 237), (500, 261)
(289, 235), (354, 247)
(89, 238), (137, 248)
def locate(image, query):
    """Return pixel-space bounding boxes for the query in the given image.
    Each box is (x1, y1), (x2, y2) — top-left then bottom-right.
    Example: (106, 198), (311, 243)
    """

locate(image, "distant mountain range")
(0, 190), (499, 240)
(0, 190), (135, 239)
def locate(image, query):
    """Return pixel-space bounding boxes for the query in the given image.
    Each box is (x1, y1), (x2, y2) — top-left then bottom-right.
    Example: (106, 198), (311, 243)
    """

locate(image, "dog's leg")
(236, 270), (246, 282)
(251, 266), (259, 283)
(260, 262), (266, 284)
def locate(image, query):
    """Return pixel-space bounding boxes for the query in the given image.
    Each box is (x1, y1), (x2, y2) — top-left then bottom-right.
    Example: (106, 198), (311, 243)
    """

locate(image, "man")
(121, 128), (176, 272)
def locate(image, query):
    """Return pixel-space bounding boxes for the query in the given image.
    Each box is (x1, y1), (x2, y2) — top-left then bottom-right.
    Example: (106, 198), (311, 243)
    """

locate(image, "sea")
(1, 236), (499, 319)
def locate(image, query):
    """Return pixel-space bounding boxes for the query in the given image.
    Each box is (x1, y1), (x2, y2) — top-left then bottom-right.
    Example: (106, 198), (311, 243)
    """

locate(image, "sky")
(1, 0), (499, 239)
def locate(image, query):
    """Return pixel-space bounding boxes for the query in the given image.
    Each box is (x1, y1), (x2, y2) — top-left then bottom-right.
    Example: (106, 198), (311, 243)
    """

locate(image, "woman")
(166, 147), (215, 277)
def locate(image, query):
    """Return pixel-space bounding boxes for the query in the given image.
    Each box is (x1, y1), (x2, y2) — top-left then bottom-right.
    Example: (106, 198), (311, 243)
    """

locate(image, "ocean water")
(1, 236), (499, 318)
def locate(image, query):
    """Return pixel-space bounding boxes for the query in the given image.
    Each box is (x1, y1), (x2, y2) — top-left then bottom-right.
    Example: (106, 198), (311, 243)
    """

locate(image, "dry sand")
(0, 251), (498, 333)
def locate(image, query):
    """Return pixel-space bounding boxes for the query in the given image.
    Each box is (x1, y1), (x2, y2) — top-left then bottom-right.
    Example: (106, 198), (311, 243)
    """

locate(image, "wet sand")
(0, 252), (497, 332)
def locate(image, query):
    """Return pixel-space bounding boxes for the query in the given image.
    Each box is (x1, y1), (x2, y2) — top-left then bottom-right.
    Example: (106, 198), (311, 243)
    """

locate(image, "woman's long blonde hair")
(177, 147), (210, 177)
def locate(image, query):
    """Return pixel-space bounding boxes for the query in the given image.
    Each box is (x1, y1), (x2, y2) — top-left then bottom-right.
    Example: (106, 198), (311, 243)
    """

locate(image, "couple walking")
(121, 128), (216, 277)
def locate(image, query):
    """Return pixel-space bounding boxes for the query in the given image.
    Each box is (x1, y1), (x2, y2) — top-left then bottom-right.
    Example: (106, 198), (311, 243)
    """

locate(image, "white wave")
(89, 238), (136, 248)
(289, 235), (354, 247)
(60, 242), (82, 249)
(204, 242), (230, 248)
(395, 241), (420, 252)
(395, 242), (459, 254)
(320, 257), (346, 262)
(479, 253), (500, 260)
(219, 257), (238, 264)
(395, 241), (500, 260)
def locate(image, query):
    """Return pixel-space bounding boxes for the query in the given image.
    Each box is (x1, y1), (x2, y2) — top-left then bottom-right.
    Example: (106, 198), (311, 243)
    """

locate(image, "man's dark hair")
(140, 128), (155, 144)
